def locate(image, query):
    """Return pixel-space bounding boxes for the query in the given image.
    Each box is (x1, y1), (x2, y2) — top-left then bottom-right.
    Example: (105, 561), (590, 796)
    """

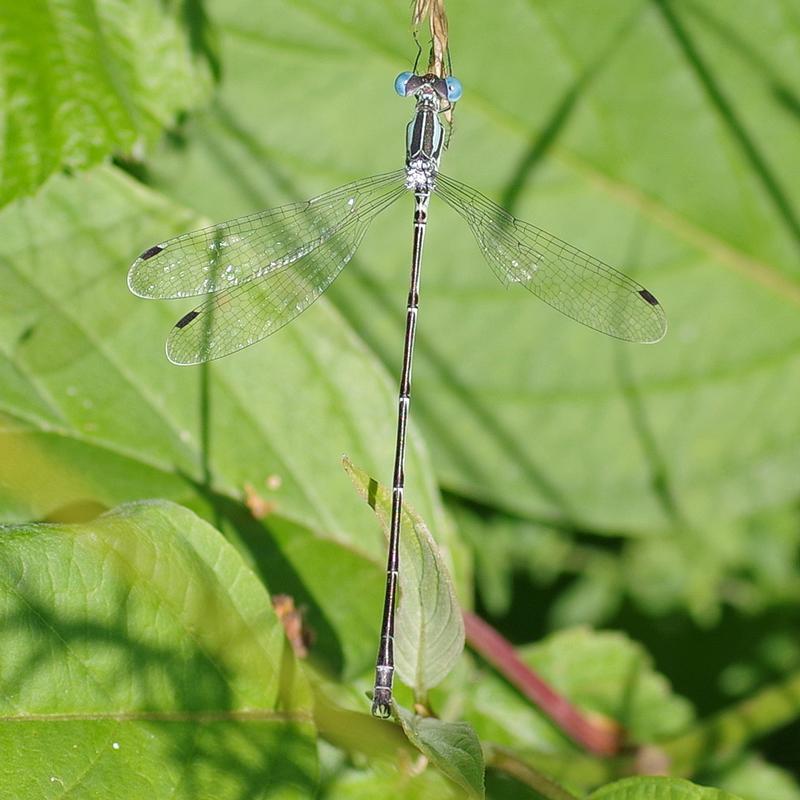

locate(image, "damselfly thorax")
(398, 72), (454, 191)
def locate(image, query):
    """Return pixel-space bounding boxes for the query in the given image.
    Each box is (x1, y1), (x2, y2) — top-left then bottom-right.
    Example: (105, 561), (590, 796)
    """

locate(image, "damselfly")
(128, 72), (667, 718)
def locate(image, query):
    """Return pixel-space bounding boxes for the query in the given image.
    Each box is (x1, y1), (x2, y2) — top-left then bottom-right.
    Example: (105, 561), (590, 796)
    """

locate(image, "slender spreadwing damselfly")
(128, 71), (667, 718)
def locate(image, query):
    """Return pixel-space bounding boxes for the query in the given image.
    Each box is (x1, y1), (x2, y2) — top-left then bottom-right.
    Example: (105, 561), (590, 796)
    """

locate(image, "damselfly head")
(394, 72), (463, 105)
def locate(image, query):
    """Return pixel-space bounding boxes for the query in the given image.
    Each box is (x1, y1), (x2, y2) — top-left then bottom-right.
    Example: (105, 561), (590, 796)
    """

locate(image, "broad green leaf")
(395, 704), (485, 799)
(525, 629), (693, 741)
(461, 628), (693, 759)
(344, 457), (465, 694)
(262, 514), (384, 681)
(144, 0), (800, 541)
(0, 0), (211, 208)
(0, 165), (451, 568)
(0, 500), (317, 798)
(714, 754), (800, 800)
(588, 777), (743, 800)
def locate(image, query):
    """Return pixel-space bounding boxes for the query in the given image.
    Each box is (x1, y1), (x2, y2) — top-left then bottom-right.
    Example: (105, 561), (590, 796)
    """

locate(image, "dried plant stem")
(412, 0), (449, 77)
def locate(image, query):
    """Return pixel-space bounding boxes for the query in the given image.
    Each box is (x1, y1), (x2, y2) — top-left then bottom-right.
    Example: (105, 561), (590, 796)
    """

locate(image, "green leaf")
(714, 754), (800, 800)
(588, 777), (743, 800)
(395, 704), (485, 799)
(0, 165), (450, 563)
(0, 0), (211, 208)
(318, 762), (465, 800)
(262, 514), (383, 681)
(461, 628), (693, 759)
(343, 458), (464, 694)
(0, 500), (317, 798)
(144, 0), (800, 541)
(523, 629), (690, 742)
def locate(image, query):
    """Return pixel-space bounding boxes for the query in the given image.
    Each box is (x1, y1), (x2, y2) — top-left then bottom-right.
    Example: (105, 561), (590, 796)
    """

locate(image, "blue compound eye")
(445, 76), (463, 102)
(394, 71), (414, 97)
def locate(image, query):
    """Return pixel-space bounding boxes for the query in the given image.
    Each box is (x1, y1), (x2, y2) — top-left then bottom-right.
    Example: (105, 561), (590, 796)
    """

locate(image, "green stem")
(313, 690), (414, 760)
(661, 669), (800, 774)
(485, 743), (582, 800)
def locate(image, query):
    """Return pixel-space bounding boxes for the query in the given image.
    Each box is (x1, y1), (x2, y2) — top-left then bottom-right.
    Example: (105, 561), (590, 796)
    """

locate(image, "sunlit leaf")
(461, 628), (693, 758)
(318, 762), (464, 800)
(0, 166), (449, 563)
(0, 0), (211, 207)
(344, 458), (464, 693)
(714, 754), (800, 800)
(395, 704), (485, 799)
(0, 500), (317, 798)
(1, 2), (797, 796)
(588, 777), (743, 800)
(146, 0), (800, 540)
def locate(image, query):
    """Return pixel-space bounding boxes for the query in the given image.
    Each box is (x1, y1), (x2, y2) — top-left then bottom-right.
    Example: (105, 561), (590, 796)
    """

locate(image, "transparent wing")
(165, 180), (406, 365)
(128, 171), (406, 300)
(435, 173), (667, 343)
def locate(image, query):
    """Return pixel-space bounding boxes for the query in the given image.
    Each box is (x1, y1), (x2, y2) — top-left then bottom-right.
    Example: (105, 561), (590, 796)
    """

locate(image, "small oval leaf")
(343, 457), (465, 693)
(395, 704), (485, 799)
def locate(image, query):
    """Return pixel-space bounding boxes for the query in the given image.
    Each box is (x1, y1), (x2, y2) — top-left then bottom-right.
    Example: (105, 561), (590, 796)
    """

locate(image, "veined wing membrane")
(435, 172), (667, 343)
(166, 181), (406, 364)
(128, 171), (406, 300)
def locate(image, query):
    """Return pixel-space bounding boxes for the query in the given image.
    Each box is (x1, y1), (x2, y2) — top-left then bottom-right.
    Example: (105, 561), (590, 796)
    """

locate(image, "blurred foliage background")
(1, 0), (800, 798)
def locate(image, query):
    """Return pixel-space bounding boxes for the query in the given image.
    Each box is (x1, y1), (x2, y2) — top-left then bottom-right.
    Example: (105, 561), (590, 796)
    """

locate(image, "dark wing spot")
(638, 288), (659, 306)
(175, 310), (200, 329)
(140, 244), (164, 261)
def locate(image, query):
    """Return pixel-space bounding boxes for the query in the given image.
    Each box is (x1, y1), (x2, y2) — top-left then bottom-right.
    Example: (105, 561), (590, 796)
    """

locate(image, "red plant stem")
(463, 611), (622, 756)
